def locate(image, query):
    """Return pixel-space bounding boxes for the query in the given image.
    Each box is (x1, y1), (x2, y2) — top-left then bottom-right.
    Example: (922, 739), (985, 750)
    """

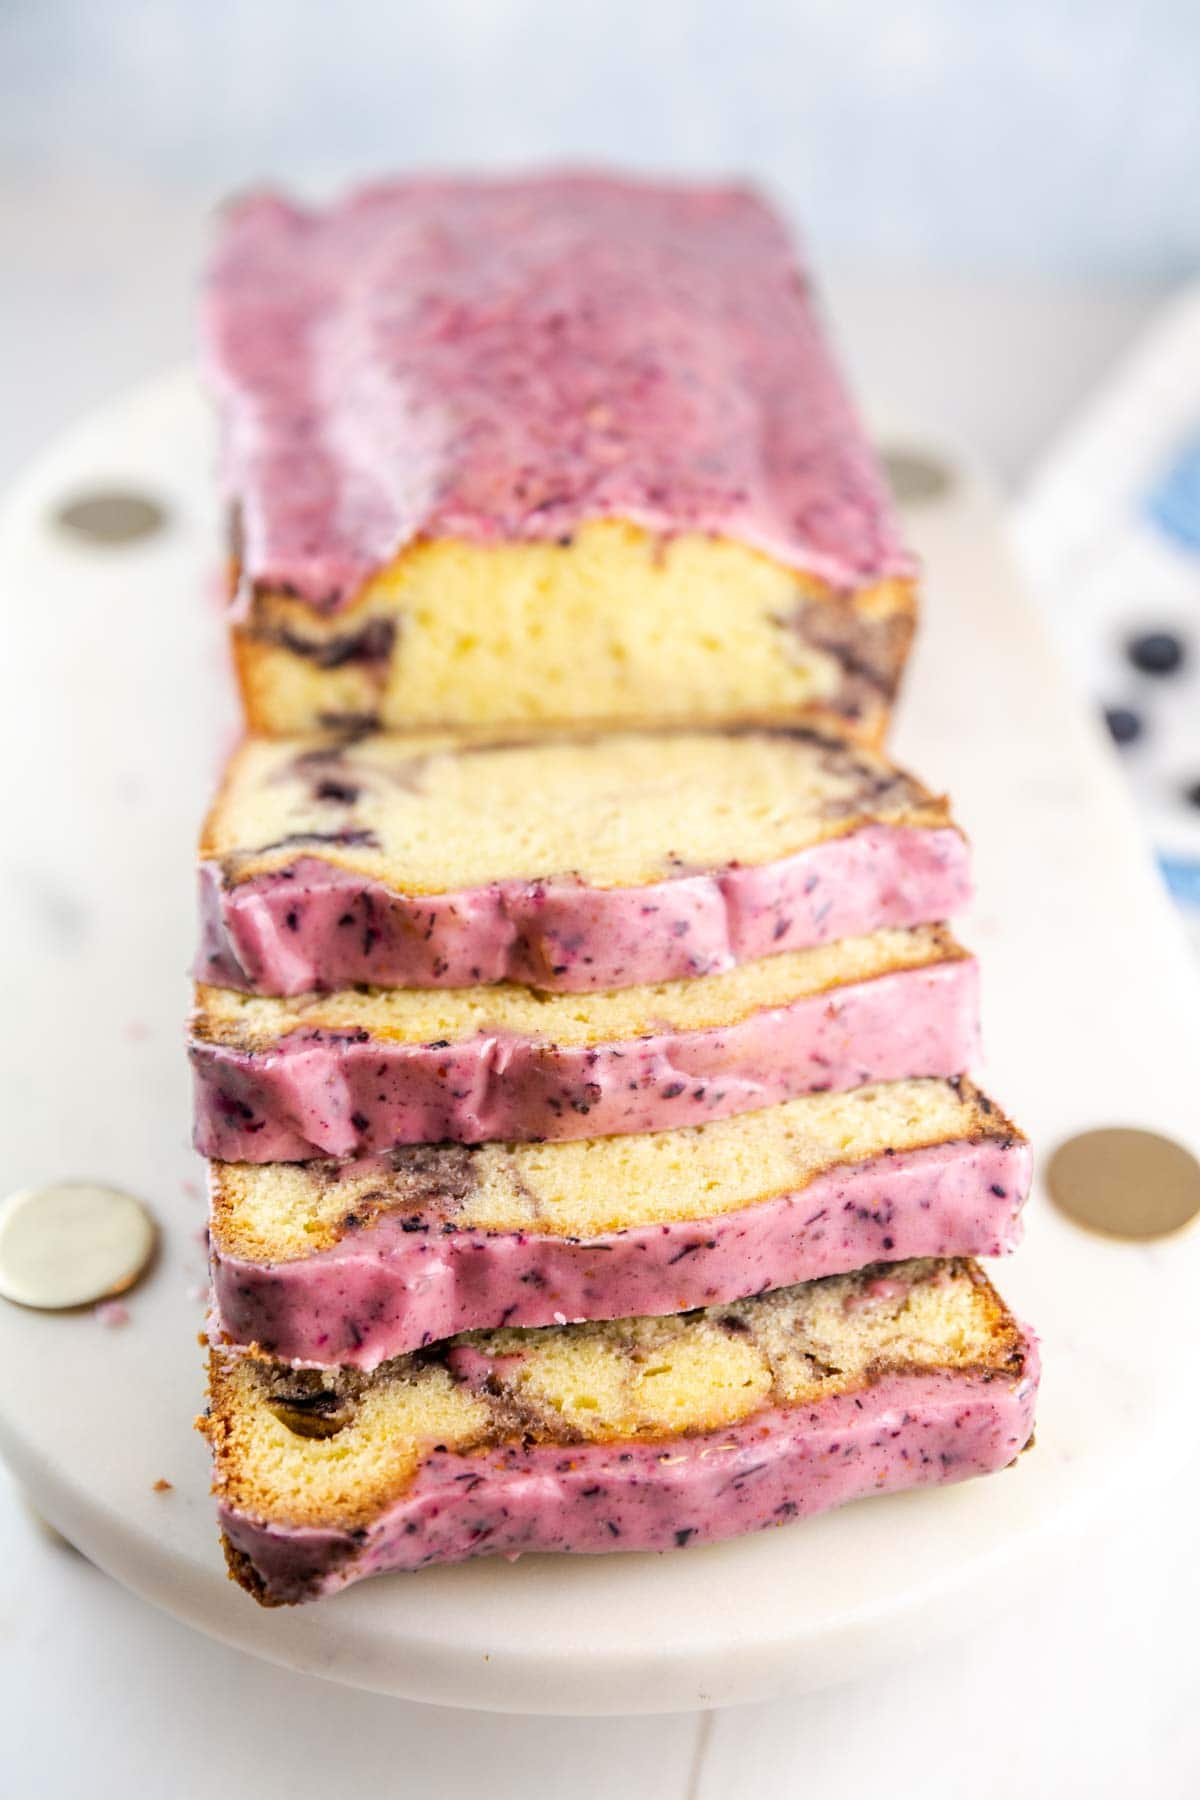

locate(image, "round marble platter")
(0, 372), (1198, 1715)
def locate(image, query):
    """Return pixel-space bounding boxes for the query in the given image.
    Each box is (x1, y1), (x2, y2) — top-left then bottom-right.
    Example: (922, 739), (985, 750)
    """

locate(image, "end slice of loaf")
(207, 178), (915, 740)
(208, 1075), (1030, 1367)
(204, 1256), (1038, 1604)
(197, 726), (969, 994)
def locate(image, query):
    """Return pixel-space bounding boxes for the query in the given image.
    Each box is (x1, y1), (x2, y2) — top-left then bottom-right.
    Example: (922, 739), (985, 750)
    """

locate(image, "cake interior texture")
(234, 523), (914, 741)
(204, 725), (949, 894)
(204, 1257), (1027, 1533)
(210, 1074), (1018, 1259)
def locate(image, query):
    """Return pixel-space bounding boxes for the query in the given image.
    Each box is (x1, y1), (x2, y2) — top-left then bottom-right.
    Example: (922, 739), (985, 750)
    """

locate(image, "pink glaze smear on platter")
(204, 173), (914, 612)
(210, 1134), (1031, 1368)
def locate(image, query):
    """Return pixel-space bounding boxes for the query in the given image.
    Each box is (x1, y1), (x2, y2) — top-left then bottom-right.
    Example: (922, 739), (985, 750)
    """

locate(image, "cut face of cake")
(198, 726), (970, 995)
(204, 1257), (1039, 1604)
(191, 925), (981, 1159)
(208, 1075), (1030, 1366)
(204, 176), (916, 739)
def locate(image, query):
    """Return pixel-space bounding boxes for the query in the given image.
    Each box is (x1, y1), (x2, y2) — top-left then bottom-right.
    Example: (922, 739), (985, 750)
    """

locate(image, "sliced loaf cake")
(198, 726), (970, 996)
(191, 925), (979, 1159)
(204, 1256), (1038, 1604)
(208, 1075), (1030, 1366)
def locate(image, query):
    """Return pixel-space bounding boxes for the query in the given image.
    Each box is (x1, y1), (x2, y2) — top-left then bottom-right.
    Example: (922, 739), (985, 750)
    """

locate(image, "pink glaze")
(205, 174), (913, 613)
(192, 956), (980, 1161)
(198, 823), (970, 996)
(218, 1342), (1039, 1602)
(210, 1135), (1031, 1368)
(844, 1276), (911, 1311)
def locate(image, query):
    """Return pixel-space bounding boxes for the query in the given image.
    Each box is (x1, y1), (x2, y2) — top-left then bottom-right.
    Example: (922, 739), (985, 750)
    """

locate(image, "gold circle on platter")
(1046, 1128), (1200, 1241)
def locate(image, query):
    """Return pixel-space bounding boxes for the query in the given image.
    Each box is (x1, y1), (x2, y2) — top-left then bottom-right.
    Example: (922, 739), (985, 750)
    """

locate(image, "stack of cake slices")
(191, 173), (1038, 1605)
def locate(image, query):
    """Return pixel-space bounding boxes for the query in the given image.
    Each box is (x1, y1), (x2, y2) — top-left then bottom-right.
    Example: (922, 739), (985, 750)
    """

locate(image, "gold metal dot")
(54, 491), (167, 545)
(0, 1183), (157, 1310)
(1046, 1128), (1200, 1241)
(881, 448), (954, 507)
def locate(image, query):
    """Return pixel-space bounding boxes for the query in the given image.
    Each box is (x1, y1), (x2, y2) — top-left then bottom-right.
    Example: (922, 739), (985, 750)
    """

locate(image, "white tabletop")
(1, 178), (1196, 1796)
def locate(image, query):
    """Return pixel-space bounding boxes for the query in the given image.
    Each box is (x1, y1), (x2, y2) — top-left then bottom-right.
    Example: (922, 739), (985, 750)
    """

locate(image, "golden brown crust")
(220, 1531), (285, 1606)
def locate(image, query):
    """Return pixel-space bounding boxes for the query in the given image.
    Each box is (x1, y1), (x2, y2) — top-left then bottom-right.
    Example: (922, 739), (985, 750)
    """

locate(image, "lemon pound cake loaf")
(204, 1257), (1039, 1603)
(205, 175), (916, 741)
(191, 926), (979, 1160)
(198, 726), (971, 995)
(209, 1076), (1030, 1366)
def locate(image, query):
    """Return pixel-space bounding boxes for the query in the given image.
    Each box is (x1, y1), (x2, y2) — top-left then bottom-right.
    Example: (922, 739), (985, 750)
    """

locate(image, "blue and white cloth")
(1013, 287), (1200, 949)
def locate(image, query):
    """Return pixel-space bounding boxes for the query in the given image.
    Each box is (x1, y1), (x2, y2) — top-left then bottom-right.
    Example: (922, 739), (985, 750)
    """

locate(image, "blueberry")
(1127, 630), (1185, 676)
(1104, 706), (1143, 746)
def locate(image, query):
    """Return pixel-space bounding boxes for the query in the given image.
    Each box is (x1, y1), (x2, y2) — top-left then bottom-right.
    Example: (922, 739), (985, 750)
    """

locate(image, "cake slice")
(198, 726), (970, 995)
(208, 1076), (1029, 1367)
(205, 175), (915, 740)
(191, 925), (979, 1160)
(204, 1257), (1038, 1604)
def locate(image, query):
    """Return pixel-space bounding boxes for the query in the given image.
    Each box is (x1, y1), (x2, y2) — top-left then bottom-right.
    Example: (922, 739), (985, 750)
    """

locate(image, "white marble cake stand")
(0, 373), (1197, 1715)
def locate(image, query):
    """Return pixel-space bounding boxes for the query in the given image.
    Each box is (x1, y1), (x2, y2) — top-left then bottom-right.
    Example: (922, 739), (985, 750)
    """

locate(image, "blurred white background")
(6, 0), (1200, 274)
